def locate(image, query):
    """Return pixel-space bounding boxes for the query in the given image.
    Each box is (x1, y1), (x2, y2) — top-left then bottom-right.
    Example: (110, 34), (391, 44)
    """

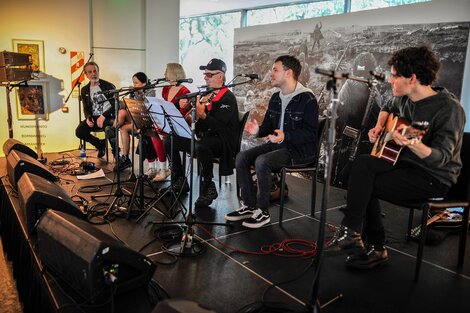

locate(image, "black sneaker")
(225, 202), (255, 221)
(346, 245), (389, 269)
(96, 139), (107, 158)
(114, 155), (131, 171)
(326, 225), (365, 254)
(242, 209), (270, 229)
(195, 181), (218, 208)
(172, 176), (189, 194)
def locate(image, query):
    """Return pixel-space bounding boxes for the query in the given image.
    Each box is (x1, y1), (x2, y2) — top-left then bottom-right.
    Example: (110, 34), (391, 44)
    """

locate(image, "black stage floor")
(1, 150), (470, 313)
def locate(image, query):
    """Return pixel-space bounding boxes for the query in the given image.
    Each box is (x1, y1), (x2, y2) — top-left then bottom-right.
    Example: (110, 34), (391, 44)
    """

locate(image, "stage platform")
(1, 150), (469, 313)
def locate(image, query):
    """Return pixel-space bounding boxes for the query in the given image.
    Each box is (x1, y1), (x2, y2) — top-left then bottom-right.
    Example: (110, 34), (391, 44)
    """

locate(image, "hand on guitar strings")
(392, 124), (431, 159)
(368, 125), (383, 143)
(392, 124), (421, 147)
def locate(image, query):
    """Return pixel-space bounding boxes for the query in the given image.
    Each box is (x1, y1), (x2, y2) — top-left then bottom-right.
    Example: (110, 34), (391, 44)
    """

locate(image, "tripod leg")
(103, 187), (124, 219)
(126, 177), (143, 219)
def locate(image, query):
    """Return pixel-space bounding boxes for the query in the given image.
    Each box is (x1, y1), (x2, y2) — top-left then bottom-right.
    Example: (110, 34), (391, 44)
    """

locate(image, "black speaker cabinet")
(6, 149), (56, 190)
(37, 210), (156, 302)
(17, 172), (83, 234)
(3, 138), (38, 159)
(153, 300), (217, 313)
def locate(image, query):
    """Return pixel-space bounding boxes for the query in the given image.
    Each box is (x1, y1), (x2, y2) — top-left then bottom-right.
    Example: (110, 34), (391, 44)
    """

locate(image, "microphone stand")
(309, 69), (348, 312)
(64, 52), (93, 149)
(102, 89), (127, 219)
(158, 78), (257, 255)
(93, 83), (170, 218)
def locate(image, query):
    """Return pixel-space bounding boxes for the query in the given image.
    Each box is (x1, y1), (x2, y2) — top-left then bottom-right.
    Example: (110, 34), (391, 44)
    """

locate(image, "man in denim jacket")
(225, 55), (319, 228)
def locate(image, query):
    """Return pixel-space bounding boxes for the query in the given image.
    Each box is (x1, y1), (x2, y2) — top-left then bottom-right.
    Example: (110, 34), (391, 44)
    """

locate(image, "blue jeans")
(236, 143), (291, 211)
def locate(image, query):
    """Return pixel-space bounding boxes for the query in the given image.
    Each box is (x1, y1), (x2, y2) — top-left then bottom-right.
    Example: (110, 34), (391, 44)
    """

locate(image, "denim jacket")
(259, 91), (319, 165)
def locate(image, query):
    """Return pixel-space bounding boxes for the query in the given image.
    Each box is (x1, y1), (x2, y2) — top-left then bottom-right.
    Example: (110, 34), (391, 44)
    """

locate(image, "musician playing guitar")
(328, 46), (466, 269)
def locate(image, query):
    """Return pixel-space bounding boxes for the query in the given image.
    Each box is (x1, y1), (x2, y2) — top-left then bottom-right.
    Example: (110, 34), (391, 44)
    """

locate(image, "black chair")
(384, 132), (470, 281)
(211, 111), (250, 189)
(193, 111), (250, 191)
(278, 117), (326, 225)
(83, 129), (109, 162)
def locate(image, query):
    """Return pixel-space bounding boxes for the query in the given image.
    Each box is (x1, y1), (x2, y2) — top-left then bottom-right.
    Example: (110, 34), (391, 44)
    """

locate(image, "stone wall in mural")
(233, 22), (469, 188)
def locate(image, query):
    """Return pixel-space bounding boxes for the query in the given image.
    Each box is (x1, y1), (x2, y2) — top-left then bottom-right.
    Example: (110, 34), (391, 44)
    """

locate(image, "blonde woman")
(148, 63), (191, 181)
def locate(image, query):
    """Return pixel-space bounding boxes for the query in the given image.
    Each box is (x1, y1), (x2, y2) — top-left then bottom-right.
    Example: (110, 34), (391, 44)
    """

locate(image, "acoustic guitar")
(371, 113), (429, 165)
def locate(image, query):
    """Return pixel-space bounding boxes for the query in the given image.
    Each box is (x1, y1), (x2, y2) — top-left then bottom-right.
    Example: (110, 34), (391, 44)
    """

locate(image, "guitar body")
(371, 114), (410, 165)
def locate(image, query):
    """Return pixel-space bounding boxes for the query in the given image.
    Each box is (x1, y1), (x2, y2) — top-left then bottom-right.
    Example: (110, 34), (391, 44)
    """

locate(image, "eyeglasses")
(203, 71), (221, 78)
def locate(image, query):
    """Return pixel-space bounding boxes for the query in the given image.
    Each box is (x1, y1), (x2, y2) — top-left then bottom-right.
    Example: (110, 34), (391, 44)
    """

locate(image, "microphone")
(176, 78), (193, 85)
(240, 74), (260, 80)
(153, 77), (168, 84)
(370, 70), (386, 81)
(315, 68), (349, 79)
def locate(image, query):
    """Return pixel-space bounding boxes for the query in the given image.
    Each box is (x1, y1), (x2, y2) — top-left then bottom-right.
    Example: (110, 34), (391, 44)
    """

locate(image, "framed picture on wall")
(16, 81), (49, 120)
(12, 39), (45, 73)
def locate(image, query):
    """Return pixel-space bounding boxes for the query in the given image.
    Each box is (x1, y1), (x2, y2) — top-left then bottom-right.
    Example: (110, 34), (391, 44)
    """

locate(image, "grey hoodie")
(382, 87), (466, 186)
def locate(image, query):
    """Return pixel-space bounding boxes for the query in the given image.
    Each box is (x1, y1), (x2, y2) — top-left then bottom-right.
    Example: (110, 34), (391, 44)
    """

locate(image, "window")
(247, 0), (345, 27)
(179, 12), (241, 87)
(351, 0), (431, 12)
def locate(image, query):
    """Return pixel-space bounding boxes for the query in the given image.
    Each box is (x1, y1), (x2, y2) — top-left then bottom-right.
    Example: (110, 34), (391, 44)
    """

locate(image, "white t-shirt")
(90, 85), (111, 116)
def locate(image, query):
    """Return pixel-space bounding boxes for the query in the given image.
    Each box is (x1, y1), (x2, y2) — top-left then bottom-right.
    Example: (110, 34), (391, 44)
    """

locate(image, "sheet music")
(145, 97), (192, 139)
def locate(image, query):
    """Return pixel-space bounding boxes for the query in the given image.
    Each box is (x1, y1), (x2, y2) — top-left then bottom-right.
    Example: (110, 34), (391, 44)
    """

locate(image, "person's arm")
(81, 87), (91, 119)
(258, 96), (277, 138)
(392, 124), (431, 158)
(199, 92), (237, 132)
(395, 102), (465, 161)
(368, 111), (389, 143)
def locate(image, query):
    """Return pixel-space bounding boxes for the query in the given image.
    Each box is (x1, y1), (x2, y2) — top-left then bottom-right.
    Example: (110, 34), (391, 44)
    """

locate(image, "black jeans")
(342, 154), (450, 246)
(75, 116), (113, 148)
(164, 134), (223, 180)
(236, 143), (291, 211)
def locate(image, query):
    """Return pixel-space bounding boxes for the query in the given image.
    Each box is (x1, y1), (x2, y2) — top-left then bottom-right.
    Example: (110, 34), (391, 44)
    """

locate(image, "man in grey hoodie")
(329, 46), (466, 269)
(225, 55), (319, 228)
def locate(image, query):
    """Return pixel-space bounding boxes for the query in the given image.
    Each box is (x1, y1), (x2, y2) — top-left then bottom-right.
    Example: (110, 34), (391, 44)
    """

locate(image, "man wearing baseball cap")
(165, 58), (239, 208)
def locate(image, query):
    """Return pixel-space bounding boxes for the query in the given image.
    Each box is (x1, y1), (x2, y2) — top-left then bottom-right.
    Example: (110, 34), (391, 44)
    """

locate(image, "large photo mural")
(233, 21), (470, 188)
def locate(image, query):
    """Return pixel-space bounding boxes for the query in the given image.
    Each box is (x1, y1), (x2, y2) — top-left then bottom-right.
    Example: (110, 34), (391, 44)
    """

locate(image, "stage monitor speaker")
(153, 299), (217, 313)
(0, 51), (31, 66)
(3, 138), (38, 159)
(17, 172), (83, 234)
(37, 210), (156, 303)
(6, 149), (56, 190)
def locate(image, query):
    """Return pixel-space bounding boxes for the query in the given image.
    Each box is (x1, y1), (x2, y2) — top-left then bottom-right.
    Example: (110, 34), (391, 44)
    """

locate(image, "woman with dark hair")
(113, 72), (156, 171)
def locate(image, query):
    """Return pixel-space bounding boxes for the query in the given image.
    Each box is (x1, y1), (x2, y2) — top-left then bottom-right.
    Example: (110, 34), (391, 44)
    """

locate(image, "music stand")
(137, 96), (231, 254)
(123, 98), (161, 219)
(135, 97), (191, 222)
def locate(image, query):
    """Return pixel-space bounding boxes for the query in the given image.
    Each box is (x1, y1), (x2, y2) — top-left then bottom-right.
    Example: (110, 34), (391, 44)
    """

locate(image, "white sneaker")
(153, 168), (171, 182)
(145, 168), (158, 179)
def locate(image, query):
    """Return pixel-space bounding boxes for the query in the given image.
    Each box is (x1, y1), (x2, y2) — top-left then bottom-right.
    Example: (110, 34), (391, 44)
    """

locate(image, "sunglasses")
(203, 71), (221, 78)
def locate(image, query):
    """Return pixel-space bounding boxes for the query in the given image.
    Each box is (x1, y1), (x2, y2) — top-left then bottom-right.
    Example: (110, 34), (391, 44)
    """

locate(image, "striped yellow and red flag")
(70, 51), (85, 98)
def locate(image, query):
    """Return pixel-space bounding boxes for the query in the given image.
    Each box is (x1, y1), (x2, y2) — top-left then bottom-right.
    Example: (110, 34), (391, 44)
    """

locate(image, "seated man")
(329, 46), (466, 269)
(164, 58), (239, 208)
(75, 61), (116, 157)
(225, 55), (319, 228)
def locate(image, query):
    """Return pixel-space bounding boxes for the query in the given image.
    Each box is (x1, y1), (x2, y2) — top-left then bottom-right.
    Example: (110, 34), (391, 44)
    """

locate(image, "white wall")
(146, 0), (180, 92)
(235, 0), (470, 131)
(0, 0), (180, 154)
(0, 0), (90, 153)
